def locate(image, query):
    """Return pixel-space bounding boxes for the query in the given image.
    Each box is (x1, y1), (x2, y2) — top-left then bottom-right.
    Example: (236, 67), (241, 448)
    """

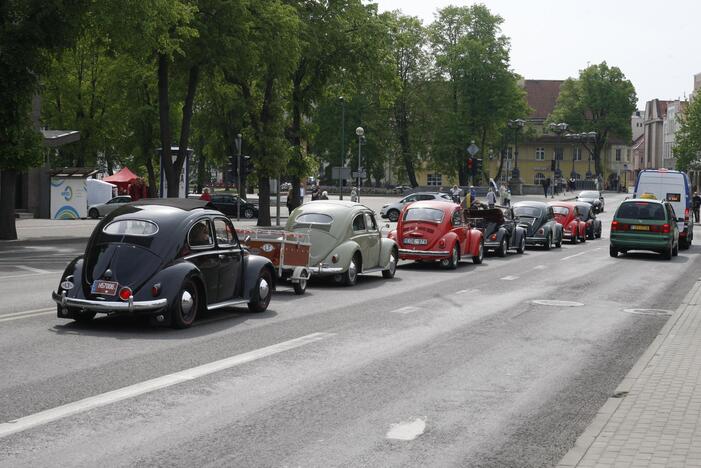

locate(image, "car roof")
(130, 198), (214, 211)
(404, 200), (458, 211)
(621, 198), (665, 205)
(513, 201), (549, 208)
(549, 201), (577, 208)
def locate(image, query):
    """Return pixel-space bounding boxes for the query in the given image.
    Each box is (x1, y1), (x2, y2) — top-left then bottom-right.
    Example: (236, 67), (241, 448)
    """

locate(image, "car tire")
(662, 242), (673, 260)
(543, 233), (552, 250)
(472, 242), (484, 264)
(580, 231), (586, 243)
(679, 238), (690, 250)
(171, 279), (199, 329)
(248, 269), (273, 312)
(243, 207), (255, 219)
(342, 253), (360, 286)
(382, 248), (398, 278)
(441, 244), (459, 270)
(387, 210), (400, 222)
(292, 278), (307, 295)
(571, 233), (578, 245)
(88, 208), (99, 219)
(517, 236), (526, 254)
(673, 242), (679, 257)
(497, 237), (508, 257)
(609, 245), (618, 257)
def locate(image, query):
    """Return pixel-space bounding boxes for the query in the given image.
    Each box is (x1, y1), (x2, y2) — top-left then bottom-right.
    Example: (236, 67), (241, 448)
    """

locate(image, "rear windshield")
(579, 191), (599, 198)
(616, 202), (666, 220)
(103, 220), (158, 236)
(295, 213), (333, 224)
(404, 207), (444, 223)
(513, 206), (542, 218)
(552, 207), (569, 216)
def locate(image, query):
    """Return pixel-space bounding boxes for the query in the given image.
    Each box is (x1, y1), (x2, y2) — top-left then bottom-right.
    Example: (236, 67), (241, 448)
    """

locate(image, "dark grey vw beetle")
(512, 201), (564, 249)
(52, 199), (275, 328)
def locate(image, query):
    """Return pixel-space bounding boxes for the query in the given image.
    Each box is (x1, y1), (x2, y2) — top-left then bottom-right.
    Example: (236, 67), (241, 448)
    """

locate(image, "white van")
(633, 169), (694, 248)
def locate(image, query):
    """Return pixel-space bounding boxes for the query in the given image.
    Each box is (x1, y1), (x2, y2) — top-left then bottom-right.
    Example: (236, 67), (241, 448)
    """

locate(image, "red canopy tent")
(103, 167), (139, 195)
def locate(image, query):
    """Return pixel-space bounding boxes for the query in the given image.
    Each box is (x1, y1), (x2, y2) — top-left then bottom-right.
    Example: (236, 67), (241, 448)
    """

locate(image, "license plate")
(92, 280), (118, 295)
(404, 238), (427, 245)
(631, 225), (650, 231)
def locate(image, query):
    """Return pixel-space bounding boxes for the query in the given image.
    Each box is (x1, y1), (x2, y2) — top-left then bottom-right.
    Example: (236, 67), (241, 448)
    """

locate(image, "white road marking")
(561, 248), (601, 261)
(532, 299), (584, 307)
(500, 275), (519, 281)
(0, 271), (61, 280)
(532, 265), (546, 270)
(391, 306), (420, 314)
(0, 332), (334, 439)
(0, 311), (55, 323)
(386, 418), (427, 441)
(15, 265), (50, 274)
(0, 307), (54, 321)
(455, 288), (478, 295)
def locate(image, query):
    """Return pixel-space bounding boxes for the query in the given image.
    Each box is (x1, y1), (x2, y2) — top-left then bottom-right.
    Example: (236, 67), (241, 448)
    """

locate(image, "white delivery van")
(634, 169), (694, 248)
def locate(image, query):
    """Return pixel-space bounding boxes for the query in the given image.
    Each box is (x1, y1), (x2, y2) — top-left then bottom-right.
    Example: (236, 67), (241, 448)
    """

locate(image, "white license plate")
(92, 280), (118, 296)
(404, 238), (427, 245)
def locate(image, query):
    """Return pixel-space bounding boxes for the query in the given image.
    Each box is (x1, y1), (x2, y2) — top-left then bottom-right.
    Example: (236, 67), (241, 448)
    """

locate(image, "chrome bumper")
(398, 249), (449, 257)
(483, 242), (501, 248)
(310, 265), (345, 276)
(52, 290), (168, 314)
(525, 236), (547, 245)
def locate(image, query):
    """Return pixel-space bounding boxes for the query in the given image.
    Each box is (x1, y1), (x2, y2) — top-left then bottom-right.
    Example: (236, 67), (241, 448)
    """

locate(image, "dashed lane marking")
(532, 265), (547, 270)
(390, 306), (420, 314)
(0, 271), (61, 280)
(386, 418), (427, 441)
(455, 289), (478, 295)
(500, 275), (519, 281)
(0, 332), (335, 439)
(15, 265), (51, 274)
(561, 248), (601, 261)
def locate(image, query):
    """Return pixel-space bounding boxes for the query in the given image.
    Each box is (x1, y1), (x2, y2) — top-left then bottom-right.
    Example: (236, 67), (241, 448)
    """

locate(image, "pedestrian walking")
(693, 192), (701, 223)
(350, 187), (358, 202)
(469, 185), (476, 207)
(486, 187), (497, 209)
(450, 184), (462, 203)
(542, 178), (550, 198)
(311, 184), (320, 201)
(199, 187), (212, 201)
(320, 190), (329, 200)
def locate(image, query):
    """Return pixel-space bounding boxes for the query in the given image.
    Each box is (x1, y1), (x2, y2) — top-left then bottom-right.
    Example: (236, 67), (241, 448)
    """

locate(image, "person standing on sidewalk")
(693, 192), (701, 222)
(486, 187), (497, 209)
(542, 178), (550, 198)
(450, 185), (462, 203)
(199, 187), (212, 201)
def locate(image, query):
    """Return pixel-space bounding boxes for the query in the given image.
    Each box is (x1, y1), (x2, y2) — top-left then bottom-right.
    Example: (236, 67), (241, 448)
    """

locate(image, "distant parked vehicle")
(391, 185), (413, 194)
(575, 202), (602, 239)
(576, 190), (605, 213)
(210, 193), (258, 219)
(465, 206), (526, 256)
(390, 201), (484, 268)
(380, 192), (453, 222)
(512, 201), (563, 249)
(549, 201), (587, 244)
(88, 195), (132, 219)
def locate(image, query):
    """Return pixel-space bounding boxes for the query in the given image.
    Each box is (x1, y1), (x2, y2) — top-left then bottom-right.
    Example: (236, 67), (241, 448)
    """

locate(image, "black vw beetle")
(512, 201), (564, 249)
(575, 201), (603, 239)
(465, 206), (527, 256)
(52, 199), (275, 328)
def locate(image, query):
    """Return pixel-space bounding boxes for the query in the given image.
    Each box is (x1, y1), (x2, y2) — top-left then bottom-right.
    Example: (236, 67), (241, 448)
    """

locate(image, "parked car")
(391, 185), (413, 194)
(549, 201), (587, 244)
(286, 200), (397, 285)
(380, 192), (453, 222)
(576, 190), (605, 213)
(88, 195), (132, 219)
(512, 201), (563, 249)
(52, 199), (276, 328)
(610, 198), (679, 260)
(389, 201), (484, 268)
(575, 202), (602, 239)
(465, 206), (526, 257)
(633, 169), (694, 249)
(210, 193), (259, 219)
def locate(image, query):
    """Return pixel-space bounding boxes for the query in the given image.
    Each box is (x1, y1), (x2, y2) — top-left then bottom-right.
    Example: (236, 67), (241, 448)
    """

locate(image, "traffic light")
(242, 155), (253, 178)
(474, 158), (482, 176)
(467, 158), (474, 174)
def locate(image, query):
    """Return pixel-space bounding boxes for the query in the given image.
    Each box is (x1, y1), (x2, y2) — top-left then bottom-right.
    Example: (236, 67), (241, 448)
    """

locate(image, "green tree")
(674, 97), (701, 172)
(0, 0), (88, 240)
(548, 62), (637, 177)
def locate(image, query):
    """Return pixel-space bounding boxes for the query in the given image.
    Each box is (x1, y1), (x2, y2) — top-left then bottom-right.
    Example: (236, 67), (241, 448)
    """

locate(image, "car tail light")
(151, 283), (161, 297)
(662, 223), (670, 234)
(537, 228), (544, 235)
(439, 239), (446, 248)
(490, 234), (497, 240)
(331, 254), (339, 264)
(118, 287), (132, 301)
(648, 224), (671, 233)
(685, 208), (690, 222)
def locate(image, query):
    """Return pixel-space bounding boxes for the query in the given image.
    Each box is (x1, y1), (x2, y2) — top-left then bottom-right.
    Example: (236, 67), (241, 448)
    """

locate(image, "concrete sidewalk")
(558, 278), (701, 467)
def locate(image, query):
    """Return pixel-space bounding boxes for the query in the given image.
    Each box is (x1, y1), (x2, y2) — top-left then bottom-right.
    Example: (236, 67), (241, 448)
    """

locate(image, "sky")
(374, 0), (700, 109)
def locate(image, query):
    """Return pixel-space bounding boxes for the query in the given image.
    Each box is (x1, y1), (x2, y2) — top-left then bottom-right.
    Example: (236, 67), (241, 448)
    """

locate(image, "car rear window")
(295, 213), (333, 224)
(513, 207), (542, 218)
(616, 202), (666, 220)
(103, 220), (159, 236)
(552, 206), (569, 216)
(579, 191), (598, 198)
(404, 207), (444, 223)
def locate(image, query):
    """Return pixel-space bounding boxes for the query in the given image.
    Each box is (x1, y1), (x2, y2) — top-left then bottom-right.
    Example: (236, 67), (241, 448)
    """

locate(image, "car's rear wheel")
(382, 249), (398, 278)
(243, 207), (255, 219)
(497, 237), (508, 257)
(571, 233), (578, 244)
(248, 269), (273, 312)
(544, 233), (552, 250)
(387, 210), (399, 222)
(673, 242), (679, 256)
(596, 226), (602, 239)
(517, 236), (526, 254)
(342, 253), (360, 286)
(88, 208), (99, 219)
(441, 244), (459, 269)
(662, 242), (673, 260)
(171, 279), (199, 329)
(609, 245), (618, 257)
(292, 278), (307, 295)
(679, 237), (690, 250)
(472, 242), (484, 264)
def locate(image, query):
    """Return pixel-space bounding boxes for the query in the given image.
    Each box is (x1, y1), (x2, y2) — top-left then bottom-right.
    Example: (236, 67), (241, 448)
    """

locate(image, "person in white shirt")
(486, 188), (497, 208)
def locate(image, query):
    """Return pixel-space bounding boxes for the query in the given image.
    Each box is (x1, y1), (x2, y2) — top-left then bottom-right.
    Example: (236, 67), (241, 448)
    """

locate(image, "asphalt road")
(1, 193), (699, 467)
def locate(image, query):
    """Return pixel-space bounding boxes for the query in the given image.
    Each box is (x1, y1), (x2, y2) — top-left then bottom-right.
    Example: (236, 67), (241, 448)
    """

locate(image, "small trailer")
(236, 228), (311, 294)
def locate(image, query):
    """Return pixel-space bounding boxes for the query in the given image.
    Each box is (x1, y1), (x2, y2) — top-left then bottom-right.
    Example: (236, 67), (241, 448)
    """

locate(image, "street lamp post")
(355, 127), (364, 202)
(235, 133), (242, 221)
(507, 119), (525, 181)
(583, 131), (597, 179)
(548, 122), (569, 197)
(339, 96), (345, 200)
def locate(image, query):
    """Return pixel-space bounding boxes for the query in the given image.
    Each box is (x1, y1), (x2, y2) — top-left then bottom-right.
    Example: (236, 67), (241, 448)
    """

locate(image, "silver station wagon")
(286, 201), (398, 286)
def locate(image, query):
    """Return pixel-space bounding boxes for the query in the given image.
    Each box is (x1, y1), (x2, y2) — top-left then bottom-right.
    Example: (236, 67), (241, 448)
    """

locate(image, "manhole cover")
(623, 308), (672, 316)
(532, 300), (584, 307)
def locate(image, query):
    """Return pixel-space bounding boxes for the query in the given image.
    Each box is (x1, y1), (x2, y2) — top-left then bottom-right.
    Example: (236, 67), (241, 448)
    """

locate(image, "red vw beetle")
(549, 201), (587, 244)
(388, 200), (484, 268)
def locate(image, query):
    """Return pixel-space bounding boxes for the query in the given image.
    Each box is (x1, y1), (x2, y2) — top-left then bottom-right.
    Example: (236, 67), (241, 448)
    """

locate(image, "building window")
(535, 147), (545, 161)
(615, 148), (622, 161)
(427, 173), (442, 186)
(573, 147), (581, 161)
(534, 172), (545, 185)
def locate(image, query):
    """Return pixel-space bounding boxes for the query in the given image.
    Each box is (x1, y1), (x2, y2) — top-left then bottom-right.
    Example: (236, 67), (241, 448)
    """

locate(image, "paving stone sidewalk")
(558, 278), (701, 467)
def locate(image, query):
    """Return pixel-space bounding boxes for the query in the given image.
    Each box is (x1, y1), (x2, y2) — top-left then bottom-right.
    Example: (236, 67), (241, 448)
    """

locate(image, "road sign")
(352, 171), (367, 179)
(467, 143), (480, 156)
(332, 166), (351, 180)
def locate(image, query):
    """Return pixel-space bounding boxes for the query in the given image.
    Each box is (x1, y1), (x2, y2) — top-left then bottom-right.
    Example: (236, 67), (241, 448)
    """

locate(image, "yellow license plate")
(631, 225), (650, 231)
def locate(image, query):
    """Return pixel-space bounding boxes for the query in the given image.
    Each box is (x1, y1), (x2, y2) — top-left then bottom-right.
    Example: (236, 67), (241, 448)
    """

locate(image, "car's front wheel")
(88, 208), (99, 219)
(248, 269), (273, 312)
(292, 278), (307, 295)
(382, 249), (398, 278)
(387, 210), (400, 222)
(171, 279), (199, 329)
(544, 233), (552, 250)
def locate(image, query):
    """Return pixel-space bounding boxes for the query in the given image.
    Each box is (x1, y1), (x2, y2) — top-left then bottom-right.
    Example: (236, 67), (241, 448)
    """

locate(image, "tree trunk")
(196, 144), (206, 193)
(173, 65), (200, 197)
(157, 54), (175, 197)
(287, 76), (303, 211)
(257, 175), (271, 226)
(0, 170), (18, 240)
(395, 101), (418, 187)
(145, 156), (157, 198)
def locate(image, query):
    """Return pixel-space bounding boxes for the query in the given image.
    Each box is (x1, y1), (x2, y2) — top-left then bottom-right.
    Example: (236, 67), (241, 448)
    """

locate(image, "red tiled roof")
(523, 80), (563, 120)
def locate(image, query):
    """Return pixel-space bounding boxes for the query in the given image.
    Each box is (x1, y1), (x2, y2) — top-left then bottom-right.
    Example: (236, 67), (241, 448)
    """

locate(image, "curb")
(557, 278), (701, 467)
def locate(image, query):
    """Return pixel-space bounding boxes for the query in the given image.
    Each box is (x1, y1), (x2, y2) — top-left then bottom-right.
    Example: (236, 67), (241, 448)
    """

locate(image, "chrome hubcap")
(181, 290), (194, 314)
(390, 254), (396, 273)
(259, 278), (270, 299)
(349, 260), (357, 279)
